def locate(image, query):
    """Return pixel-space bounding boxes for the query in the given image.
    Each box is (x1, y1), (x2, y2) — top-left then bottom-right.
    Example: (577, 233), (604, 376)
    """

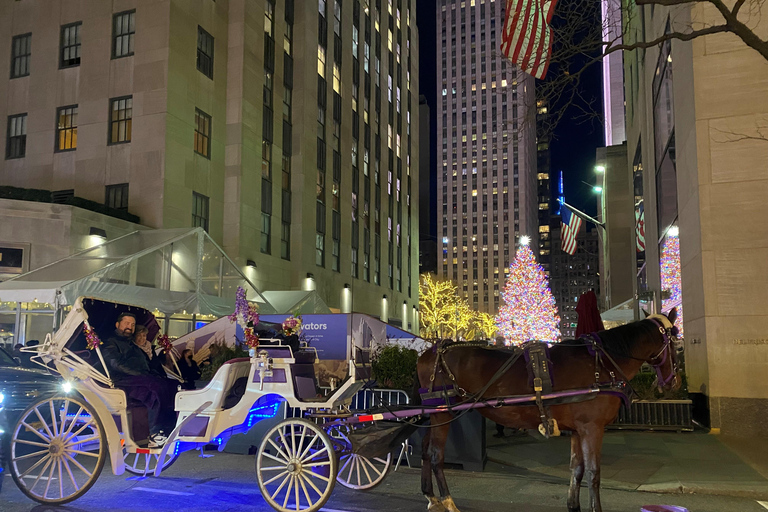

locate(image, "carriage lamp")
(61, 381), (73, 393)
(0, 391), (4, 404)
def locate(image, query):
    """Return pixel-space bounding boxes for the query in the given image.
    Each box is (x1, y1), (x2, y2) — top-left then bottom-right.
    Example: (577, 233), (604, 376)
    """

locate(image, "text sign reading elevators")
(732, 339), (768, 345)
(260, 314), (350, 360)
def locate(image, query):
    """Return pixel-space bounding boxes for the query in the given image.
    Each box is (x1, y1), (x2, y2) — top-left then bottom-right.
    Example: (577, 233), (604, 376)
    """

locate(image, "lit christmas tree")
(496, 239), (561, 344)
(660, 228), (684, 336)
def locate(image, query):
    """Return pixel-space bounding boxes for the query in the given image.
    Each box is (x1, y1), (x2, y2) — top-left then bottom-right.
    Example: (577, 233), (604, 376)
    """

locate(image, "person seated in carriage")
(101, 312), (178, 447)
(133, 324), (170, 377)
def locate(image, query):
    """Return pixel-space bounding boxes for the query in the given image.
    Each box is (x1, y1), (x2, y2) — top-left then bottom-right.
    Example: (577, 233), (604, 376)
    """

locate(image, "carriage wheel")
(123, 444), (179, 476)
(336, 449), (391, 490)
(328, 426), (392, 490)
(256, 418), (337, 512)
(8, 394), (107, 504)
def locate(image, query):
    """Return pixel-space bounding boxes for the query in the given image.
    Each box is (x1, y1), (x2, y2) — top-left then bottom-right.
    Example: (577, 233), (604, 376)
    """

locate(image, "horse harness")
(419, 318), (677, 437)
(421, 340), (561, 437)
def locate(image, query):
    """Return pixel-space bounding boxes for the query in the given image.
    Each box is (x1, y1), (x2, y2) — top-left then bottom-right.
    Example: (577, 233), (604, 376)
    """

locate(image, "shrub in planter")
(199, 342), (249, 381)
(371, 344), (418, 392)
(629, 370), (688, 400)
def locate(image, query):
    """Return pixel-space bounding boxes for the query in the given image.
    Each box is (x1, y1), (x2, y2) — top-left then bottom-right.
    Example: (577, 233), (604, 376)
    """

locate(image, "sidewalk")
(484, 425), (768, 500)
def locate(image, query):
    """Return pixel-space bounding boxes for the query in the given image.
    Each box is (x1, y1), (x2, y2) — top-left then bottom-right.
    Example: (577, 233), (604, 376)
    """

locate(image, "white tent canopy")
(600, 298), (636, 324)
(0, 228), (275, 317)
(261, 290), (331, 315)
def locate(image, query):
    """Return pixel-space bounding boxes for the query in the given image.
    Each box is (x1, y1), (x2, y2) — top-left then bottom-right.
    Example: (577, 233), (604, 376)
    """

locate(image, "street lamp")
(595, 165), (606, 173)
(593, 186), (603, 193)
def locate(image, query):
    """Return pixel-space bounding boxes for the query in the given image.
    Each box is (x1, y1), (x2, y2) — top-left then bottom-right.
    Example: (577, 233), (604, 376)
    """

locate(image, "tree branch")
(603, 25), (731, 55)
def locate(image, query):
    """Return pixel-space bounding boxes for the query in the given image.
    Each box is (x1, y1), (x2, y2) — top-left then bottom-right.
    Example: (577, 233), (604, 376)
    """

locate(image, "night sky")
(416, 0), (603, 234)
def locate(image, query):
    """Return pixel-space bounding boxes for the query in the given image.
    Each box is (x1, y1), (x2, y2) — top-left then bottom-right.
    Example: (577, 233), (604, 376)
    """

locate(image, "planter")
(407, 409), (487, 472)
(610, 400), (693, 432)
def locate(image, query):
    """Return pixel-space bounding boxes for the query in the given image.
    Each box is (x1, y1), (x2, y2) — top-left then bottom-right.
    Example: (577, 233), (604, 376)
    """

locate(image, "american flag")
(500, 0), (559, 79)
(561, 207), (582, 255)
(635, 202), (646, 252)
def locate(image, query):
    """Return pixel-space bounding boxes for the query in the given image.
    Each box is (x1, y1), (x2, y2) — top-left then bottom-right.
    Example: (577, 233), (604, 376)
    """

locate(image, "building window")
(112, 10), (135, 58)
(6, 114), (27, 159)
(105, 183), (129, 210)
(281, 222), (290, 260)
(10, 33), (31, 78)
(109, 96), (132, 144)
(56, 105), (78, 151)
(197, 26), (214, 79)
(194, 108), (211, 158)
(192, 192), (210, 232)
(316, 233), (325, 266)
(261, 213), (271, 254)
(60, 22), (82, 68)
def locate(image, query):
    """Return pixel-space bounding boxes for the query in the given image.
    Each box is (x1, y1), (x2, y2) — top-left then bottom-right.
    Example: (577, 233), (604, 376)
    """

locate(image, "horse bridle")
(646, 315), (679, 388)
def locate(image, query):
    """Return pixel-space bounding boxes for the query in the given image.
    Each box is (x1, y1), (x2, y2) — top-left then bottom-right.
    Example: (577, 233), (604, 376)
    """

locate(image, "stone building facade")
(0, 0), (420, 328)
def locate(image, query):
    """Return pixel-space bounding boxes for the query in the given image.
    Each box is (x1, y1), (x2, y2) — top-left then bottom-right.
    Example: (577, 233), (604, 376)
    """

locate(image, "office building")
(0, 0), (420, 328)
(549, 217), (600, 339)
(436, 0), (538, 313)
(621, 1), (768, 434)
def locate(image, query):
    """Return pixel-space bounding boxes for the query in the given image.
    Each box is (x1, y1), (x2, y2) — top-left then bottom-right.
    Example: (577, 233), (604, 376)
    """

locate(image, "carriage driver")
(101, 312), (178, 448)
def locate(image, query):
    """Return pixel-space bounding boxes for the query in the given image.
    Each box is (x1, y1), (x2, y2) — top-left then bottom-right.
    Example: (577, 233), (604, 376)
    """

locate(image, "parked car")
(0, 346), (60, 492)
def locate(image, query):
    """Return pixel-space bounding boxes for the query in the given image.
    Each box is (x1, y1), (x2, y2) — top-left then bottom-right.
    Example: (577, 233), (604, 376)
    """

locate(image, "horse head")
(646, 308), (681, 392)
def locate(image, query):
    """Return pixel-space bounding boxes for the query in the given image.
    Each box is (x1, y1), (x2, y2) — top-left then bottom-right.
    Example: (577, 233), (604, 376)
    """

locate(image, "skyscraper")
(0, 0), (420, 326)
(436, 0), (538, 313)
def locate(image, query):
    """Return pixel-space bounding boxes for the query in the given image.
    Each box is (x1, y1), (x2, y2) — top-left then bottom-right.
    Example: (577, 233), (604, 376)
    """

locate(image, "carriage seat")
(291, 363), (321, 401)
(204, 359), (252, 410)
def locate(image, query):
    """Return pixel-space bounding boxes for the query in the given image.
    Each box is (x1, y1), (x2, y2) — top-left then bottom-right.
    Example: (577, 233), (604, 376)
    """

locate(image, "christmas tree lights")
(496, 243), (561, 344)
(660, 230), (684, 336)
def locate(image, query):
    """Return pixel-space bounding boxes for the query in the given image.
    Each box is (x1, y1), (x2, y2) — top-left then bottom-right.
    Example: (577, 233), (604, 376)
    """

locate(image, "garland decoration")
(229, 286), (260, 349)
(243, 327), (260, 349)
(83, 323), (102, 350)
(156, 334), (174, 353)
(282, 314), (302, 336)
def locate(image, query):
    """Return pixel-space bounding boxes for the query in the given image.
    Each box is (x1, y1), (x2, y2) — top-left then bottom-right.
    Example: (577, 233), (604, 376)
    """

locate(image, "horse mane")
(559, 319), (660, 359)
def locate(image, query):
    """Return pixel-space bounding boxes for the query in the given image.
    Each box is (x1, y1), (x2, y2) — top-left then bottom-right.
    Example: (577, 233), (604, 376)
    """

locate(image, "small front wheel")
(8, 394), (106, 504)
(123, 445), (179, 476)
(256, 418), (337, 512)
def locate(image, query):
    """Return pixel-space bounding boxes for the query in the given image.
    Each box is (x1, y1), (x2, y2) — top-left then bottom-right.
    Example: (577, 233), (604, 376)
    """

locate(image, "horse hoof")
(441, 496), (461, 512)
(426, 496), (446, 512)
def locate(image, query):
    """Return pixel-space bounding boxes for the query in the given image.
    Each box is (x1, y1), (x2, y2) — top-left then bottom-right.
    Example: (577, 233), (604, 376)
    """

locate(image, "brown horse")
(417, 310), (681, 512)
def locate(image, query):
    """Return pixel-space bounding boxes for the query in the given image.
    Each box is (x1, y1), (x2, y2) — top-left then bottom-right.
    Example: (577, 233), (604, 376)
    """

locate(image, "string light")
(496, 244), (561, 345)
(660, 231), (684, 336)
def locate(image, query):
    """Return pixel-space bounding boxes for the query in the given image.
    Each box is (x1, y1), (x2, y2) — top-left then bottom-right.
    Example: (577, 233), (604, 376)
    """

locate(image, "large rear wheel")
(8, 395), (106, 504)
(256, 418), (337, 512)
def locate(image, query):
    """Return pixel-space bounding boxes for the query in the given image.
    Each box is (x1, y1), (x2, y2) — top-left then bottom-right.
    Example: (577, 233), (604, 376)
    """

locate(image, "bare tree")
(505, 0), (768, 139)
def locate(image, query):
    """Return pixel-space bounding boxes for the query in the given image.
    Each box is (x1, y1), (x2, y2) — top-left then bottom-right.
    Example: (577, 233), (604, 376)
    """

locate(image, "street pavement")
(2, 426), (768, 512)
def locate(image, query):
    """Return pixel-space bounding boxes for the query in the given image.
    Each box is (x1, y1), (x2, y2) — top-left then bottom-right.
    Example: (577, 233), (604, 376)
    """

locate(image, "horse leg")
(567, 432), (585, 512)
(579, 427), (605, 512)
(421, 429), (445, 511)
(428, 415), (461, 512)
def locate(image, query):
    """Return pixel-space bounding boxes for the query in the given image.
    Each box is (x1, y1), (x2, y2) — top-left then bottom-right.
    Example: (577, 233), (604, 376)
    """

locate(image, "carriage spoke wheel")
(337, 450), (391, 490)
(9, 394), (106, 504)
(123, 444), (179, 476)
(256, 418), (337, 512)
(329, 427), (392, 490)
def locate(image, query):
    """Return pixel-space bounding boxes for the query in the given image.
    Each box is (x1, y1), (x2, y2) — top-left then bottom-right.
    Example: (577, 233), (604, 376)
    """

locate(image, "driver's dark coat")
(101, 330), (152, 381)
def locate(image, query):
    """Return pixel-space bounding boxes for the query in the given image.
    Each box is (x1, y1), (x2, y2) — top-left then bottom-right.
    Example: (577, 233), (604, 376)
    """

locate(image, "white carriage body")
(25, 296), (363, 476)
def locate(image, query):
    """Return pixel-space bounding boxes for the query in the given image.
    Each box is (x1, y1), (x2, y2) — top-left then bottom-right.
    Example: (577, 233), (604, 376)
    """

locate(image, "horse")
(416, 309), (681, 512)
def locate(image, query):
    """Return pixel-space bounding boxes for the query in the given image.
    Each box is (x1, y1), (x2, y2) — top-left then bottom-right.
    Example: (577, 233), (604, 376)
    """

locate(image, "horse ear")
(667, 308), (678, 325)
(642, 309), (649, 318)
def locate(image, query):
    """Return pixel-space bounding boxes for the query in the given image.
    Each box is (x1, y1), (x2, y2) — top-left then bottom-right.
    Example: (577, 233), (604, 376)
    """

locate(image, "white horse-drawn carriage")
(8, 297), (397, 511)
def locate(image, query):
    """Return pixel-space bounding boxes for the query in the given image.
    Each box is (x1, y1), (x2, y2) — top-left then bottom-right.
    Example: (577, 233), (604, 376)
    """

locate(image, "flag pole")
(560, 200), (605, 229)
